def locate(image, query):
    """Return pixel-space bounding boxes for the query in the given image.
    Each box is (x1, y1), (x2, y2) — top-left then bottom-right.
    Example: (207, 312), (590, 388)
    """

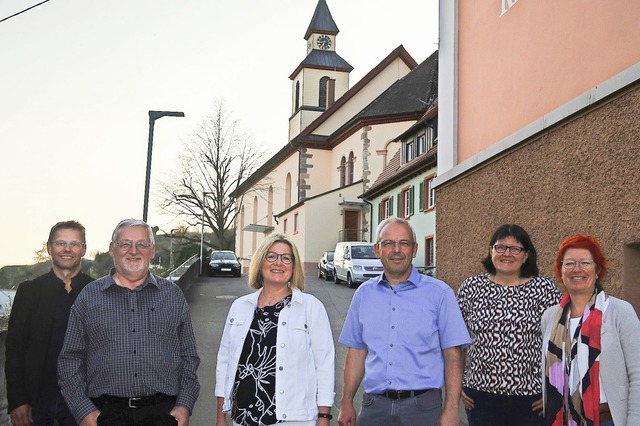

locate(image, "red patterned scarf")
(544, 288), (604, 426)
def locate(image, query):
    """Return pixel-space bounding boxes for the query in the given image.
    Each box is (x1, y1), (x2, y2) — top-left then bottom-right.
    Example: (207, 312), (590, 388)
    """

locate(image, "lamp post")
(170, 228), (179, 270)
(143, 110), (185, 222)
(200, 191), (214, 275)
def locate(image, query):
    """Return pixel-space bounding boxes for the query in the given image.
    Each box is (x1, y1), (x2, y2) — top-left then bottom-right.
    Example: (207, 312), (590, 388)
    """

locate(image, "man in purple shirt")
(338, 217), (471, 426)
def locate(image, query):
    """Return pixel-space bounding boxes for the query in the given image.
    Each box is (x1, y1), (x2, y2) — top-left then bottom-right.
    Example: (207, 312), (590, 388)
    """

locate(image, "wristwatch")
(318, 413), (333, 420)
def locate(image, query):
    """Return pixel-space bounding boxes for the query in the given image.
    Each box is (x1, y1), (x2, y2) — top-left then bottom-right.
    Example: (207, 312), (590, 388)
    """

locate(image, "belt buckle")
(391, 390), (403, 400)
(128, 397), (142, 408)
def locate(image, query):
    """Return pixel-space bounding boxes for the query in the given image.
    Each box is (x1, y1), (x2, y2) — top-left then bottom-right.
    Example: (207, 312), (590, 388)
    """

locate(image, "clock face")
(316, 35), (331, 50)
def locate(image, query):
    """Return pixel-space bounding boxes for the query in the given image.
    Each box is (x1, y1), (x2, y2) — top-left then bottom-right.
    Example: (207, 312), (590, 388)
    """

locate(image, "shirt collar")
(100, 269), (158, 291)
(377, 265), (423, 289)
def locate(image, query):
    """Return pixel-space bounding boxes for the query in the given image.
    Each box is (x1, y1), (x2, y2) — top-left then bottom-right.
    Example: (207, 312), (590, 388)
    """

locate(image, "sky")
(0, 0), (439, 267)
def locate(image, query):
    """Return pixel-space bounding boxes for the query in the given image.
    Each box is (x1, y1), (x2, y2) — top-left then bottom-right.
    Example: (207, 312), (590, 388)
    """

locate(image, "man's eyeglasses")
(561, 259), (595, 270)
(265, 252), (294, 264)
(50, 240), (85, 250)
(112, 241), (154, 251)
(377, 240), (415, 249)
(491, 244), (525, 255)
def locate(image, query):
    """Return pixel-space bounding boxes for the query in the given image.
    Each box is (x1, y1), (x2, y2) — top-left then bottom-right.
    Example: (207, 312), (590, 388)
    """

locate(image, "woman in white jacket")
(540, 234), (640, 426)
(215, 234), (335, 426)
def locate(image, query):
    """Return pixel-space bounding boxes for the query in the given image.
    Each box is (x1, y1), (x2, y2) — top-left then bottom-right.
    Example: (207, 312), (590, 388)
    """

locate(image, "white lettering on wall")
(500, 0), (519, 16)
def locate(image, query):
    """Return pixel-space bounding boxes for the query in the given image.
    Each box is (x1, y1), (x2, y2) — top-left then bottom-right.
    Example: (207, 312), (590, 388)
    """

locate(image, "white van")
(332, 242), (384, 288)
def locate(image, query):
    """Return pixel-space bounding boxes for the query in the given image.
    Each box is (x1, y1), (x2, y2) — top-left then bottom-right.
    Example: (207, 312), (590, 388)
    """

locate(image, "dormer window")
(404, 138), (415, 163)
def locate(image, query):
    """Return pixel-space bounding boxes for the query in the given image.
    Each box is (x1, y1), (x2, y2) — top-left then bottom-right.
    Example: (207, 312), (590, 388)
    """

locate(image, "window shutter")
(419, 181), (425, 211)
(397, 193), (402, 217)
(409, 186), (415, 215)
(389, 197), (394, 216)
(378, 202), (382, 221)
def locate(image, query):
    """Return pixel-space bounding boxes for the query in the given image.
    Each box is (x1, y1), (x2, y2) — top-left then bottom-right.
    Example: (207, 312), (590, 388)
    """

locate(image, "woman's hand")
(531, 398), (544, 416)
(461, 390), (475, 410)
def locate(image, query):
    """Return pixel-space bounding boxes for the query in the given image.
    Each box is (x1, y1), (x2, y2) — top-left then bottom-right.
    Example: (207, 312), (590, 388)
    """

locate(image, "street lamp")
(200, 191), (214, 275)
(170, 228), (179, 270)
(142, 110), (185, 222)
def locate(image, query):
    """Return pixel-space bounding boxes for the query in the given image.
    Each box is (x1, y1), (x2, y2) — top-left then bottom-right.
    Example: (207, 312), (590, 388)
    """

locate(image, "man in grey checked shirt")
(58, 218), (200, 426)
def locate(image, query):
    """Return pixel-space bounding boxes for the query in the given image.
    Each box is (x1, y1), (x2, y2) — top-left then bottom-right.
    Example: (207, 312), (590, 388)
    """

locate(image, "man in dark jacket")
(5, 220), (94, 426)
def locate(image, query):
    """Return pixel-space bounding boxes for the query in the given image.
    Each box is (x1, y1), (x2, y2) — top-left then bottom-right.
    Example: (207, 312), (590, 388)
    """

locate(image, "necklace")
(260, 290), (290, 306)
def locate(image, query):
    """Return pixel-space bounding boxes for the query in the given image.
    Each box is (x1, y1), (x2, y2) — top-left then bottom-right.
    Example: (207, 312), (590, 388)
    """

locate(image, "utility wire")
(0, 0), (51, 24)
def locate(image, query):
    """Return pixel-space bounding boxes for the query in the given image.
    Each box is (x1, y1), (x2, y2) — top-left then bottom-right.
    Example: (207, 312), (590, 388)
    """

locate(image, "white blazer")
(541, 297), (640, 426)
(215, 288), (335, 421)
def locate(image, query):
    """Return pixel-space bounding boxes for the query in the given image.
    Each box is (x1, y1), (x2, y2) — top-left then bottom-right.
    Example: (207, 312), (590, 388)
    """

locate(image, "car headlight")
(353, 265), (363, 270)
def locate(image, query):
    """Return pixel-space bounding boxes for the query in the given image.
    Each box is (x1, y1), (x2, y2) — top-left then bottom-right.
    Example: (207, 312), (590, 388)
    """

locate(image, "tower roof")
(304, 0), (339, 39)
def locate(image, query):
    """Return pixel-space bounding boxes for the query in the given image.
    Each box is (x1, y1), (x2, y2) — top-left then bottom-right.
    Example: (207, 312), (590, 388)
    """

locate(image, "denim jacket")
(215, 288), (335, 421)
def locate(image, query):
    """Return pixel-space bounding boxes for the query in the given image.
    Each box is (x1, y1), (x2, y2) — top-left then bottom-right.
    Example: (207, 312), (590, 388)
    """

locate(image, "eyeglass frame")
(49, 240), (86, 250)
(265, 251), (294, 264)
(376, 240), (416, 249)
(111, 240), (155, 251)
(491, 244), (525, 255)
(561, 259), (596, 270)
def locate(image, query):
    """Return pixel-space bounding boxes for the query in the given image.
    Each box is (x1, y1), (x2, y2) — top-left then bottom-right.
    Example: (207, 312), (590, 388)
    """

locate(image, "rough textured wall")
(437, 84), (640, 310)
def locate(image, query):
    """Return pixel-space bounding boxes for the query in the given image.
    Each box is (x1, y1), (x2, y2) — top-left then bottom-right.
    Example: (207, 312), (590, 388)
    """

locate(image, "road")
(185, 272), (468, 426)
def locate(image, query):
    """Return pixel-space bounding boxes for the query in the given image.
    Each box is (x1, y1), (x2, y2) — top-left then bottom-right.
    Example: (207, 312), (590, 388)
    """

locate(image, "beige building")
(231, 0), (438, 274)
(436, 0), (640, 310)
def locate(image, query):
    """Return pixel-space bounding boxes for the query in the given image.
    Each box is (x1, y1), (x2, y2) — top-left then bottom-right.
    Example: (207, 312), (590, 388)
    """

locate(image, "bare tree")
(157, 100), (266, 250)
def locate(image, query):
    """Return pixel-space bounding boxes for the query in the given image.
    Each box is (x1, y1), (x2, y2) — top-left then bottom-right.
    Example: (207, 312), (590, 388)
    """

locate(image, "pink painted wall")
(457, 0), (640, 162)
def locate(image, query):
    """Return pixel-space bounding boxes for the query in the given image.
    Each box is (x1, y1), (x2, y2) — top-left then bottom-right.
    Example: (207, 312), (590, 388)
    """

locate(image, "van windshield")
(350, 246), (376, 259)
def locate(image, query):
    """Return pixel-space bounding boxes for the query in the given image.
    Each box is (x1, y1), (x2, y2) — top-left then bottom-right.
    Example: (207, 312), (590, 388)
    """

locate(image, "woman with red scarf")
(540, 235), (640, 426)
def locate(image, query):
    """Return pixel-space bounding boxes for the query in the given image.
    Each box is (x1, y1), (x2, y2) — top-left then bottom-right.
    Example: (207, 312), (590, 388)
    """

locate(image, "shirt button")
(132, 329), (136, 332)
(392, 307), (396, 311)
(281, 343), (286, 348)
(390, 344), (393, 347)
(282, 414), (287, 419)
(279, 390), (284, 394)
(391, 326), (395, 329)
(389, 362), (393, 365)
(282, 321), (286, 326)
(230, 318), (234, 323)
(279, 366), (283, 371)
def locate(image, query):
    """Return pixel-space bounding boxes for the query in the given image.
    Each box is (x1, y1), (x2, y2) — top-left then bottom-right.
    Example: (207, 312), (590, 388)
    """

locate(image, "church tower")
(288, 0), (353, 140)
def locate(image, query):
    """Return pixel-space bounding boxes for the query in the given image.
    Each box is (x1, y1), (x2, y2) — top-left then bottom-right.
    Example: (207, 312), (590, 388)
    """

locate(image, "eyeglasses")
(265, 251), (294, 264)
(50, 240), (85, 250)
(112, 241), (154, 251)
(562, 259), (595, 270)
(377, 240), (415, 249)
(491, 244), (525, 255)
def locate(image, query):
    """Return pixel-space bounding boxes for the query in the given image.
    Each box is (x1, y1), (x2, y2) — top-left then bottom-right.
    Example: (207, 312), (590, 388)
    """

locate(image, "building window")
(319, 77), (329, 109)
(380, 196), (393, 220)
(283, 218), (288, 234)
(428, 119), (438, 148)
(419, 174), (436, 211)
(285, 173), (292, 209)
(295, 81), (300, 111)
(401, 186), (415, 218)
(417, 133), (426, 156)
(347, 152), (355, 184)
(294, 213), (299, 233)
(427, 177), (436, 209)
(404, 138), (415, 163)
(425, 236), (435, 267)
(339, 156), (346, 187)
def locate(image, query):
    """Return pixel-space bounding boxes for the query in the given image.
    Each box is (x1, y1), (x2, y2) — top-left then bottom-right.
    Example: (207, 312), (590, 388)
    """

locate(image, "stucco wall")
(436, 83), (640, 311)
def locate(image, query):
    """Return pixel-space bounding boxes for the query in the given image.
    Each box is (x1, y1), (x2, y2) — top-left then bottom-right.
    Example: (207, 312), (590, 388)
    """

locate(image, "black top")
(5, 269), (93, 411)
(231, 295), (292, 426)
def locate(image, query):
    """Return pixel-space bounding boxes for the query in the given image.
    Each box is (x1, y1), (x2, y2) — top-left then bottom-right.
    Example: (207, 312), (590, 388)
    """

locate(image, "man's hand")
(337, 401), (357, 426)
(170, 405), (190, 426)
(80, 410), (100, 426)
(10, 404), (32, 426)
(438, 406), (460, 426)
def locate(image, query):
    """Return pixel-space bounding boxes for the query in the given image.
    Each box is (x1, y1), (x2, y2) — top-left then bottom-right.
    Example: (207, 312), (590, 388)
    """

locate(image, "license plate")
(221, 268), (231, 272)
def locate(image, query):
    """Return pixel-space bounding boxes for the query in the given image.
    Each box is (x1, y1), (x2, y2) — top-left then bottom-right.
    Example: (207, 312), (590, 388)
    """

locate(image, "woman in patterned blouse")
(457, 224), (561, 426)
(215, 234), (335, 426)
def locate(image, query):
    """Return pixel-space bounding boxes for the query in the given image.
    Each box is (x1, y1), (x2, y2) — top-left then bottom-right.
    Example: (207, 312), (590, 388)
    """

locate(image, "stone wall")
(436, 83), (640, 310)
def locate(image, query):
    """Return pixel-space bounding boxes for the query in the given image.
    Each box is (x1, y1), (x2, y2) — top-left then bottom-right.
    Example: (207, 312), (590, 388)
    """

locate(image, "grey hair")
(375, 217), (417, 242)
(111, 218), (155, 245)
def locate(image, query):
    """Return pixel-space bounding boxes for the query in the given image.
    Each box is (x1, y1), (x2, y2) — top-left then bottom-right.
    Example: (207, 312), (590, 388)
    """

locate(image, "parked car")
(317, 251), (335, 281)
(207, 250), (242, 277)
(332, 242), (383, 288)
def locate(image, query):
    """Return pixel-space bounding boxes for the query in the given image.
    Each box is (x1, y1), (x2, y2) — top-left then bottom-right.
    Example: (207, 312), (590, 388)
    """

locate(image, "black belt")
(377, 389), (433, 400)
(93, 393), (176, 409)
